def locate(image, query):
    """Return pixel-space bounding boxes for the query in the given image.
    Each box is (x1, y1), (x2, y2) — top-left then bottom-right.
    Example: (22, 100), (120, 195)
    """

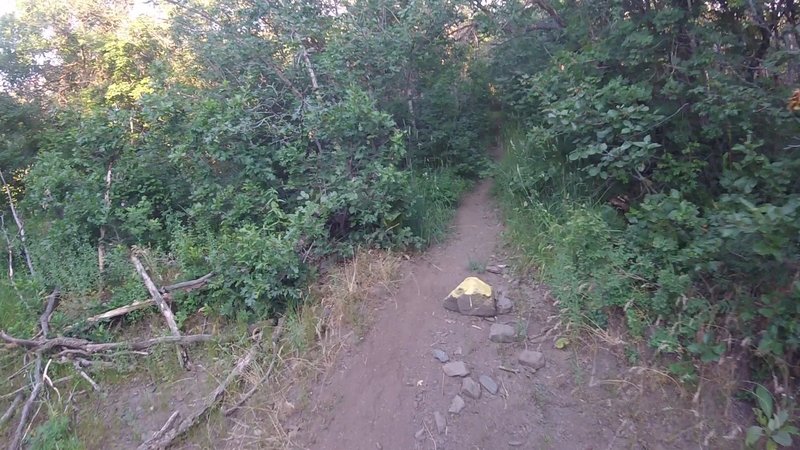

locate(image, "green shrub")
(27, 415), (84, 450)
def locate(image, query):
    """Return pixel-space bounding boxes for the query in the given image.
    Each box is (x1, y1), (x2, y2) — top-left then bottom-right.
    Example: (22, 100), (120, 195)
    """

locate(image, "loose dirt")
(296, 180), (748, 450)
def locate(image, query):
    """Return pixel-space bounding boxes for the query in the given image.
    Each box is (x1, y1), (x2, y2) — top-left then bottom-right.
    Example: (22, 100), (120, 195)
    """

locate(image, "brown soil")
(295, 180), (748, 450)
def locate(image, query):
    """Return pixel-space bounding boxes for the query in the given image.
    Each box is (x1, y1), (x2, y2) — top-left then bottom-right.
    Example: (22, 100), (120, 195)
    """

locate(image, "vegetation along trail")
(298, 178), (746, 450)
(0, 0), (798, 448)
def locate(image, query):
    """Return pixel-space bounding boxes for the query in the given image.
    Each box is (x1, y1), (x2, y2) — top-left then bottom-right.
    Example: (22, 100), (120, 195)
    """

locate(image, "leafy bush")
(495, 0), (800, 383)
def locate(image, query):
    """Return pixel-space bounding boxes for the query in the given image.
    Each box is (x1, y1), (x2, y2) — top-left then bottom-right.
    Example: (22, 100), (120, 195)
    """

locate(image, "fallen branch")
(161, 272), (215, 294)
(38, 290), (59, 339)
(139, 343), (261, 449)
(71, 299), (156, 330)
(0, 376), (73, 401)
(9, 356), (42, 450)
(0, 391), (23, 428)
(224, 353), (277, 416)
(0, 331), (213, 356)
(131, 254), (188, 369)
(140, 411), (181, 448)
(63, 272), (214, 332)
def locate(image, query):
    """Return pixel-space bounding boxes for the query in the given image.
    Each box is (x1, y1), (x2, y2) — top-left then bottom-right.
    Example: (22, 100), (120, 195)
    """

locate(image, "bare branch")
(131, 253), (188, 369)
(161, 272), (215, 293)
(0, 169), (34, 277)
(138, 343), (260, 449)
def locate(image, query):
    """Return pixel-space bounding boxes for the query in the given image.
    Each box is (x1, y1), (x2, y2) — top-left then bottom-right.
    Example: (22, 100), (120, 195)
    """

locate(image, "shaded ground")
(296, 180), (748, 450)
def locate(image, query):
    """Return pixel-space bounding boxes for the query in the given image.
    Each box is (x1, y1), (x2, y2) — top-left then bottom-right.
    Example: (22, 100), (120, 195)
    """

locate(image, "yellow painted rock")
(443, 277), (497, 317)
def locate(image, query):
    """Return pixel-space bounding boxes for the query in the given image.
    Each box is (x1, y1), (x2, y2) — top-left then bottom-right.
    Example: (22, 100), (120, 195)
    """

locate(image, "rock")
(414, 428), (426, 441)
(442, 361), (469, 377)
(448, 395), (466, 414)
(486, 265), (504, 274)
(433, 411), (446, 434)
(443, 277), (497, 316)
(489, 324), (518, 343)
(518, 350), (546, 370)
(461, 377), (482, 399)
(479, 375), (499, 395)
(432, 349), (449, 363)
(508, 440), (524, 447)
(496, 291), (513, 314)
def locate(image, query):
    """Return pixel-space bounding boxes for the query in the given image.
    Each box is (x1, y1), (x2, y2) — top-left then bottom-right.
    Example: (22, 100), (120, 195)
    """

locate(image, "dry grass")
(212, 249), (402, 449)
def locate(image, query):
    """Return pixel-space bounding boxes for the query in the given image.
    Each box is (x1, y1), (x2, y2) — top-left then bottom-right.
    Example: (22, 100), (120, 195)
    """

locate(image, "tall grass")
(404, 168), (470, 247)
(494, 127), (643, 331)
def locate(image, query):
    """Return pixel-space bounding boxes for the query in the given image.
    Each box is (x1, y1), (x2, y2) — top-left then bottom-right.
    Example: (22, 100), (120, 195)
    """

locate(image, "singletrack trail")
(299, 179), (745, 450)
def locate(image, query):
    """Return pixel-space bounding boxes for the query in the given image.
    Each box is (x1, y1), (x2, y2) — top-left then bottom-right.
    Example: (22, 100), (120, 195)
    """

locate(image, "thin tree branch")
(0, 169), (34, 277)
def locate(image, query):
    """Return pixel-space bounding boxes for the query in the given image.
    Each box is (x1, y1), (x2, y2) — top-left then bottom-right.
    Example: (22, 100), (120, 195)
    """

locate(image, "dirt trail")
(299, 180), (745, 450)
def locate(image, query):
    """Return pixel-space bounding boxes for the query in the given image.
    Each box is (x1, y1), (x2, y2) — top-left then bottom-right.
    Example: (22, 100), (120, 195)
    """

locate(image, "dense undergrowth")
(490, 0), (800, 418)
(1, 0), (799, 447)
(0, 0), (490, 327)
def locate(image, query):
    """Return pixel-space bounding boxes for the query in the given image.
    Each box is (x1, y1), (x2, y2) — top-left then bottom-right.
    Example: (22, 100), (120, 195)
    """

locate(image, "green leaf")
(775, 409), (789, 428)
(783, 425), (799, 435)
(754, 386), (773, 418)
(746, 426), (764, 446)
(772, 431), (792, 446)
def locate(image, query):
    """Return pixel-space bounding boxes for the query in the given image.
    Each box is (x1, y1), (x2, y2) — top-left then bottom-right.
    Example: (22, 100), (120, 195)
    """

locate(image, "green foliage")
(27, 415), (84, 450)
(495, 0), (800, 391)
(0, 0), (491, 323)
(746, 386), (799, 449)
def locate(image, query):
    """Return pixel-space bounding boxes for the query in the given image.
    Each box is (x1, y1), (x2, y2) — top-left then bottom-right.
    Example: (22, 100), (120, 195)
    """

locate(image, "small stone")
(448, 395), (466, 414)
(479, 375), (499, 395)
(508, 440), (524, 447)
(461, 377), (482, 399)
(486, 265), (504, 274)
(489, 324), (518, 343)
(518, 350), (546, 370)
(415, 428), (425, 441)
(433, 411), (446, 434)
(443, 361), (469, 377)
(432, 349), (449, 363)
(496, 292), (513, 314)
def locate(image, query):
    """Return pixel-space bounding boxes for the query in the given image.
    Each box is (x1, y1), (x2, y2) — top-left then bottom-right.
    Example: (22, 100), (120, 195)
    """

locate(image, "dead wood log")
(0, 392), (23, 428)
(0, 376), (72, 401)
(8, 357), (42, 450)
(139, 411), (180, 448)
(131, 254), (188, 369)
(0, 332), (213, 356)
(161, 272), (215, 294)
(98, 162), (113, 273)
(223, 354), (276, 416)
(138, 343), (260, 449)
(83, 299), (155, 324)
(38, 290), (59, 339)
(0, 169), (34, 277)
(63, 272), (214, 333)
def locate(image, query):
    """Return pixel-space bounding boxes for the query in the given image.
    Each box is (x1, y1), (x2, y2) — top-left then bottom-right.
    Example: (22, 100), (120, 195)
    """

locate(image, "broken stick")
(0, 331), (213, 355)
(64, 272), (214, 332)
(9, 289), (56, 450)
(131, 253), (188, 368)
(161, 272), (215, 294)
(138, 343), (260, 449)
